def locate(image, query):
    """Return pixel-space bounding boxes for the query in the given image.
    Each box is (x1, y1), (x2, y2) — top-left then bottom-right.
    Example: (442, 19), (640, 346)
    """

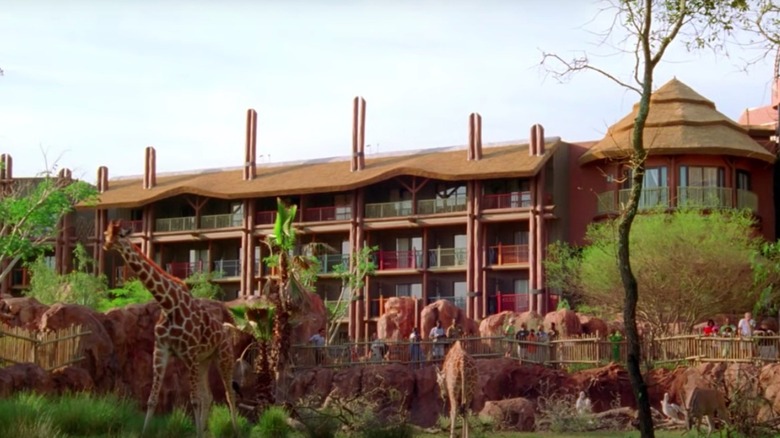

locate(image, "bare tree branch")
(540, 52), (642, 94)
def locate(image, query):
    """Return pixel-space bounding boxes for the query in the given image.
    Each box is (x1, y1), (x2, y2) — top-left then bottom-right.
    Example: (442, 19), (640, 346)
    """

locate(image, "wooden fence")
(289, 333), (780, 371)
(0, 324), (90, 371)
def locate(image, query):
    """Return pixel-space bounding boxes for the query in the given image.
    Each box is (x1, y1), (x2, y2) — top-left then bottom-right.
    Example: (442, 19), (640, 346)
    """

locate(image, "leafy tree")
(226, 302), (276, 411)
(0, 169), (98, 282)
(327, 245), (377, 344)
(541, 2), (769, 434)
(184, 271), (224, 300)
(25, 243), (107, 309)
(548, 210), (769, 334)
(96, 280), (153, 312)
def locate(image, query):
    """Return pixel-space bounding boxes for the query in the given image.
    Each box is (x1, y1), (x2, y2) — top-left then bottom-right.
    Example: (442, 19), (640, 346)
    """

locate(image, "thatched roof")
(579, 78), (776, 165)
(91, 139), (561, 209)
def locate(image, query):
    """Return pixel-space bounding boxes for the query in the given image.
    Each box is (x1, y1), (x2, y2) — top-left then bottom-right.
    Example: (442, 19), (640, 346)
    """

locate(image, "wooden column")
(465, 181), (475, 320)
(535, 170), (546, 314)
(473, 180), (483, 318)
(354, 188), (366, 342)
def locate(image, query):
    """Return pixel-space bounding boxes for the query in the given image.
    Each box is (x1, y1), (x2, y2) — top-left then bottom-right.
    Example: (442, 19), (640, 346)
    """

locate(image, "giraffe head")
(435, 366), (447, 401)
(103, 220), (129, 251)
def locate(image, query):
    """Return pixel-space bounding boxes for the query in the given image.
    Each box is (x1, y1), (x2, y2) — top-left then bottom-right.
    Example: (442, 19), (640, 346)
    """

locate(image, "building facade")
(3, 78), (779, 341)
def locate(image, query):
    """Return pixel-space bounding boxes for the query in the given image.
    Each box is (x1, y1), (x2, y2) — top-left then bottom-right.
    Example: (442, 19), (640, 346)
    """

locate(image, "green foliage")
(0, 175), (97, 281)
(547, 209), (767, 333)
(208, 404), (252, 438)
(25, 243), (108, 309)
(228, 303), (276, 342)
(327, 245), (377, 343)
(358, 418), (415, 438)
(556, 298), (571, 311)
(545, 241), (583, 306)
(254, 406), (291, 438)
(185, 271), (224, 300)
(97, 280), (154, 312)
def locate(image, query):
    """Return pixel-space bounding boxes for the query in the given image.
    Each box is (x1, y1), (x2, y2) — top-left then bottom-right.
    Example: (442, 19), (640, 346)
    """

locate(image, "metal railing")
(677, 186), (732, 209)
(119, 219), (144, 234)
(596, 187), (670, 214)
(155, 216), (196, 232)
(416, 197), (468, 215)
(213, 259), (240, 277)
(365, 201), (413, 219)
(165, 261), (205, 279)
(375, 250), (423, 270)
(200, 213), (242, 229)
(736, 189), (759, 212)
(487, 243), (529, 265)
(302, 206), (352, 222)
(482, 191), (532, 209)
(427, 247), (467, 268)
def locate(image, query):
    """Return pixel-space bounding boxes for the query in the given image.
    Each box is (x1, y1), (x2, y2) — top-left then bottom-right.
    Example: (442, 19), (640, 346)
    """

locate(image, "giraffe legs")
(217, 339), (240, 437)
(449, 404), (457, 438)
(189, 362), (210, 437)
(143, 343), (170, 436)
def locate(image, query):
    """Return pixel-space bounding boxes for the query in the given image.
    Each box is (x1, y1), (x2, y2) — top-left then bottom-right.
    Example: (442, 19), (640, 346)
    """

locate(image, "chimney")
(468, 113), (483, 161)
(351, 97), (366, 172)
(0, 154), (11, 180)
(530, 124), (545, 156)
(143, 146), (156, 189)
(97, 166), (109, 193)
(243, 109), (258, 181)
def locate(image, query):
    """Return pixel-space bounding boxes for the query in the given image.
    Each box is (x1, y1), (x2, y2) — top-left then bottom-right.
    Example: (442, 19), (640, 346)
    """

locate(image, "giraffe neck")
(114, 238), (190, 313)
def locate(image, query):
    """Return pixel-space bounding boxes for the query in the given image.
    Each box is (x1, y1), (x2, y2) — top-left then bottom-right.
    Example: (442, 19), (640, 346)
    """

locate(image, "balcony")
(119, 220), (144, 234)
(737, 189), (758, 212)
(166, 261), (206, 279)
(200, 213), (242, 230)
(155, 216), (196, 232)
(596, 187), (670, 214)
(417, 197), (467, 215)
(255, 210), (301, 225)
(365, 201), (413, 219)
(375, 250), (422, 270)
(488, 244), (529, 266)
(428, 247), (467, 268)
(491, 292), (530, 314)
(427, 295), (467, 310)
(320, 253), (349, 274)
(302, 206), (352, 222)
(213, 259), (240, 277)
(482, 191), (531, 210)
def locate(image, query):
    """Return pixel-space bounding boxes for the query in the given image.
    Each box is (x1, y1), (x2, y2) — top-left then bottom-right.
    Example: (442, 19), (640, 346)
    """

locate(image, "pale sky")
(0, 1), (775, 183)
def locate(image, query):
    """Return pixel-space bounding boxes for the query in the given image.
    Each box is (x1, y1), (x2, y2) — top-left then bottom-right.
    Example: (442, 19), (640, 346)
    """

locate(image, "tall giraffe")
(103, 220), (239, 437)
(436, 340), (478, 438)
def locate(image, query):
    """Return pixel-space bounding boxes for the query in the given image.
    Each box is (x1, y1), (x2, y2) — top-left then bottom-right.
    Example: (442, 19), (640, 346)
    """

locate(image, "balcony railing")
(427, 295), (467, 310)
(155, 216), (196, 232)
(482, 191), (532, 209)
(493, 292), (530, 313)
(200, 213), (242, 230)
(166, 261), (205, 279)
(365, 201), (413, 219)
(596, 187), (670, 214)
(428, 247), (467, 268)
(737, 189), (758, 212)
(375, 250), (422, 270)
(119, 220), (144, 234)
(302, 206), (352, 222)
(320, 254), (349, 274)
(213, 259), (240, 277)
(417, 197), (468, 215)
(677, 187), (732, 209)
(255, 210), (301, 225)
(488, 244), (529, 266)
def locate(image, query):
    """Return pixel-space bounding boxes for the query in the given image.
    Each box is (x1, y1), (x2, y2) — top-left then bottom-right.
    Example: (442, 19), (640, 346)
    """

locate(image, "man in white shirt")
(738, 312), (754, 338)
(309, 328), (326, 365)
(429, 320), (446, 360)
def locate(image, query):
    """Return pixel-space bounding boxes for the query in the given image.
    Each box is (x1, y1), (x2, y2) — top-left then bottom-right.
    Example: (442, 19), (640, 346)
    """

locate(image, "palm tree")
(226, 302), (276, 413)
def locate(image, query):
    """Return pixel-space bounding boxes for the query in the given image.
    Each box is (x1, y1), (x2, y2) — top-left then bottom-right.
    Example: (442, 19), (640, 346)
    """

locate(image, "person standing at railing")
(503, 318), (516, 358)
(515, 323), (529, 360)
(309, 328), (326, 366)
(409, 327), (423, 368)
(430, 320), (447, 360)
(738, 312), (755, 358)
(370, 332), (388, 362)
(608, 330), (623, 363)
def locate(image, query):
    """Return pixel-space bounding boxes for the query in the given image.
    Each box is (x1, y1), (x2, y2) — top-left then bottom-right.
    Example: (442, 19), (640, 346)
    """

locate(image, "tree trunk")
(253, 340), (275, 412)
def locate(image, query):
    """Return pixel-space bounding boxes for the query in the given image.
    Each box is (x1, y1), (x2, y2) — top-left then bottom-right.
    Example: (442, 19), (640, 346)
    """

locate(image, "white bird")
(576, 391), (592, 415)
(661, 392), (685, 422)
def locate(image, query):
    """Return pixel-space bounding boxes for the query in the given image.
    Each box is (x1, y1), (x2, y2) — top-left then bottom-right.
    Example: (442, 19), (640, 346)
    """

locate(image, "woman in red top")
(703, 319), (718, 336)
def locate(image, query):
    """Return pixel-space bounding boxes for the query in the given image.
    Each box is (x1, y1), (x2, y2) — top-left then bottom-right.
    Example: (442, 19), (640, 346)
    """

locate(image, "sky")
(0, 1), (776, 183)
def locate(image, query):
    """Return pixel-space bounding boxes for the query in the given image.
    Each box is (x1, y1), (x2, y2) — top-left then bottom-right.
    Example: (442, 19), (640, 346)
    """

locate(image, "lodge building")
(2, 78), (779, 342)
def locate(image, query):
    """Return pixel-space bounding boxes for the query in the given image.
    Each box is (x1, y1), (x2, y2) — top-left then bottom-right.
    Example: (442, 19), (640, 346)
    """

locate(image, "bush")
(25, 244), (108, 309)
(209, 404), (252, 438)
(97, 279), (154, 312)
(46, 392), (137, 436)
(254, 405), (291, 438)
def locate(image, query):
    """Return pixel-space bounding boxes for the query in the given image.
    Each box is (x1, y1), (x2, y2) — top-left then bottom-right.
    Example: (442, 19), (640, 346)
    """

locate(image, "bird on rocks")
(576, 391), (592, 415)
(661, 392), (685, 422)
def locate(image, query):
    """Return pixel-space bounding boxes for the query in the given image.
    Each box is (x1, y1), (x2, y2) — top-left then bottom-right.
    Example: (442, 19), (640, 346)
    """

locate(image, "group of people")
(503, 319), (559, 361)
(702, 312), (758, 338)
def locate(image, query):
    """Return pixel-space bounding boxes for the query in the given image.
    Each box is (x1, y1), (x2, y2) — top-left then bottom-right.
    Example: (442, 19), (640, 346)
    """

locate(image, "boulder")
(420, 300), (478, 340)
(479, 397), (535, 431)
(377, 297), (418, 340)
(544, 309), (581, 338)
(479, 311), (516, 338)
(51, 366), (95, 393)
(0, 297), (49, 329)
(518, 311), (544, 332)
(0, 363), (54, 397)
(37, 303), (116, 391)
(579, 315), (609, 338)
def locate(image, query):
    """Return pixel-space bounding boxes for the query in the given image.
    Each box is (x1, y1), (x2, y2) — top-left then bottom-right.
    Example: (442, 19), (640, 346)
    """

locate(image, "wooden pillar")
(354, 188), (366, 342)
(466, 181), (475, 319)
(473, 180), (483, 318)
(240, 200), (256, 296)
(536, 170), (546, 314)
(528, 177), (537, 313)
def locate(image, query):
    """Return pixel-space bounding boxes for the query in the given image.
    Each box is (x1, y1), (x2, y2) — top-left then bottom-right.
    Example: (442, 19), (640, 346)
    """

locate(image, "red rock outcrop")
(478, 311), (515, 337)
(544, 309), (582, 337)
(579, 315), (609, 338)
(0, 363), (54, 397)
(0, 297), (49, 329)
(377, 297), (418, 340)
(479, 397), (535, 431)
(420, 300), (478, 339)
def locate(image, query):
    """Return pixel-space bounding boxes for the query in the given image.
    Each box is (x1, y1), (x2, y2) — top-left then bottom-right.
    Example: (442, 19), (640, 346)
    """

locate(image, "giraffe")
(435, 340), (478, 438)
(103, 220), (239, 437)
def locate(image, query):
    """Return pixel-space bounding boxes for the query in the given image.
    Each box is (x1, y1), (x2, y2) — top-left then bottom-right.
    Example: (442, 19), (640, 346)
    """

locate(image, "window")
(622, 166), (669, 209)
(679, 166), (727, 208)
(736, 170), (751, 191)
(513, 279), (529, 294)
(396, 283), (422, 298)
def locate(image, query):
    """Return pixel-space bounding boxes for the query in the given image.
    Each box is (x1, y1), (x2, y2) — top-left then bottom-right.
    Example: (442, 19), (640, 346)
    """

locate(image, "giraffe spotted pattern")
(103, 220), (239, 438)
(436, 340), (478, 438)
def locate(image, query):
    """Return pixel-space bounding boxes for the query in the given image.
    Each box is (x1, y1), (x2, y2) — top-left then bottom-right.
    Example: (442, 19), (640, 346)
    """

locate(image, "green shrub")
(46, 392), (137, 436)
(254, 405), (292, 438)
(146, 407), (196, 438)
(97, 279), (154, 312)
(296, 408), (341, 438)
(25, 244), (108, 309)
(358, 418), (415, 438)
(209, 404), (252, 438)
